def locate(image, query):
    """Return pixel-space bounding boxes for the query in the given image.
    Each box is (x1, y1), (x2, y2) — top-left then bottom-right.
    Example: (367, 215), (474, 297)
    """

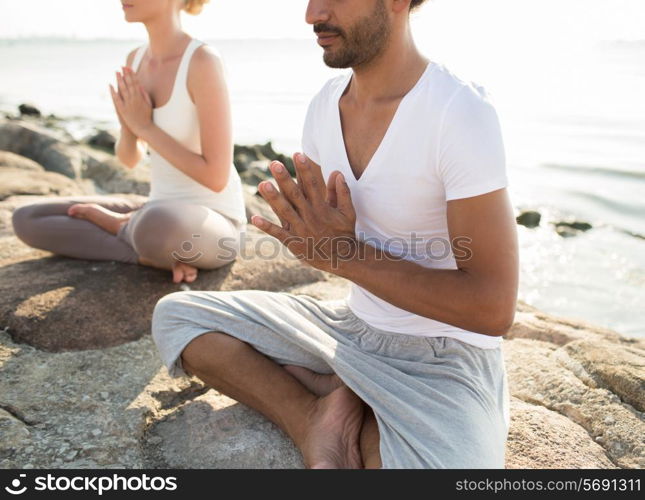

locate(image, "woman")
(12, 0), (247, 283)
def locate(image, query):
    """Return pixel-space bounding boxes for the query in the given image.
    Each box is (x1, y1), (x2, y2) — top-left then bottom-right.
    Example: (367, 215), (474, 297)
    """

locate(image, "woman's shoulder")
(125, 45), (146, 68)
(125, 48), (138, 67)
(192, 42), (224, 67)
(188, 42), (227, 85)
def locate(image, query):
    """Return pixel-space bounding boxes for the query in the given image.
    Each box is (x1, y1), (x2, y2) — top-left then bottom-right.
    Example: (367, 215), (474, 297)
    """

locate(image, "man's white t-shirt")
(301, 61), (508, 349)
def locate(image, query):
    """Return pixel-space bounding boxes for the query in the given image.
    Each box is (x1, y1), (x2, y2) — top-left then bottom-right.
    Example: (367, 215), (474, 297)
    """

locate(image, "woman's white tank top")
(131, 39), (247, 226)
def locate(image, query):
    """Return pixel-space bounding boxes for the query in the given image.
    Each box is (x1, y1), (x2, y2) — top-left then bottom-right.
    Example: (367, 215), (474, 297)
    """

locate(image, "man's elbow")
(477, 294), (517, 337)
(481, 304), (516, 337)
(484, 315), (515, 337)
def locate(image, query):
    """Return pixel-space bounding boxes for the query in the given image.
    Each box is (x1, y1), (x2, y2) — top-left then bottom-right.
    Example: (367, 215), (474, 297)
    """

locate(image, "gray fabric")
(11, 195), (245, 269)
(151, 289), (510, 469)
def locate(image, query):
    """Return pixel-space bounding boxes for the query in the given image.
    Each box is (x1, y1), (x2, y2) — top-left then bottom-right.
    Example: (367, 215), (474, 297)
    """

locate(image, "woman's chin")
(124, 13), (141, 23)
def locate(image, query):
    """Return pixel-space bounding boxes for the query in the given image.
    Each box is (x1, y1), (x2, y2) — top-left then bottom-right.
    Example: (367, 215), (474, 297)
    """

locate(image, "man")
(152, 0), (518, 469)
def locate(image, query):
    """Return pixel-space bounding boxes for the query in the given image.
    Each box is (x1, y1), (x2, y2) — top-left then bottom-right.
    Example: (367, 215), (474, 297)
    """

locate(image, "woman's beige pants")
(11, 195), (246, 270)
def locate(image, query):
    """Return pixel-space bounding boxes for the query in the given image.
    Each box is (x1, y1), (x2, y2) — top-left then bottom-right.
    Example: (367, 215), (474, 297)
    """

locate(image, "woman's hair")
(183, 0), (210, 15)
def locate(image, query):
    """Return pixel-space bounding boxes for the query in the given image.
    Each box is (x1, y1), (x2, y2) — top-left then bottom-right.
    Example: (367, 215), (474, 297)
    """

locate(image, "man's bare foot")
(284, 365), (344, 397)
(300, 386), (364, 469)
(68, 203), (130, 235)
(172, 260), (199, 284)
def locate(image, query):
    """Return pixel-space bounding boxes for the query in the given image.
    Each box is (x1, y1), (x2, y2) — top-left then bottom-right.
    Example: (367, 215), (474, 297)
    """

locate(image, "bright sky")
(1, 0), (643, 43)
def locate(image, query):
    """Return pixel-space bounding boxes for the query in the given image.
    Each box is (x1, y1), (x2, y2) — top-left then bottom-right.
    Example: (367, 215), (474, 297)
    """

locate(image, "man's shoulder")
(308, 72), (350, 108)
(428, 61), (497, 114)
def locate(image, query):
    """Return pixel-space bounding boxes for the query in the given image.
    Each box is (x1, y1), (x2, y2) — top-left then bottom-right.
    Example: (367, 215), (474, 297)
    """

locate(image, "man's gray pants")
(151, 289), (510, 469)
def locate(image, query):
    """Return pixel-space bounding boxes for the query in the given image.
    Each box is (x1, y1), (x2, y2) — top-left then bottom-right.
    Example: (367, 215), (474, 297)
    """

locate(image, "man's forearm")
(334, 240), (515, 336)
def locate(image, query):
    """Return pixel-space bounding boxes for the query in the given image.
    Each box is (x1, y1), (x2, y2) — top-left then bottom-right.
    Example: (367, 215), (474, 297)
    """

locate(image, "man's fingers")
(251, 215), (292, 243)
(335, 172), (356, 221)
(293, 153), (326, 205)
(268, 161), (310, 215)
(258, 180), (305, 232)
(326, 170), (341, 207)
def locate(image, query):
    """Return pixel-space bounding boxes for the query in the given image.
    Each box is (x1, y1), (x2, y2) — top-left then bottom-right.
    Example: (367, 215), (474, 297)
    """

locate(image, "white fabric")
(131, 39), (247, 225)
(301, 61), (508, 349)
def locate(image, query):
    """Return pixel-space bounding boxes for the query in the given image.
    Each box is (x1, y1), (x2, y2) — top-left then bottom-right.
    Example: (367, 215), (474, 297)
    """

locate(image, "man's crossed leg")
(151, 289), (509, 469)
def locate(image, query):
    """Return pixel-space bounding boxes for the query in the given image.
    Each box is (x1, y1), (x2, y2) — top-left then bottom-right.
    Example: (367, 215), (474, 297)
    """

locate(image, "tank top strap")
(176, 39), (205, 92)
(130, 44), (148, 72)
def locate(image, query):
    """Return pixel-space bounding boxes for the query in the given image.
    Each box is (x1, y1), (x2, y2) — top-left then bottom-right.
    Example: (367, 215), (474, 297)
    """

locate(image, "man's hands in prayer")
(251, 153), (359, 273)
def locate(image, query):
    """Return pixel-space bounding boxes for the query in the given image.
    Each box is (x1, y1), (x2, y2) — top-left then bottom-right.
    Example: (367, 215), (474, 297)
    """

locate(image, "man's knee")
(181, 331), (246, 376)
(151, 291), (192, 346)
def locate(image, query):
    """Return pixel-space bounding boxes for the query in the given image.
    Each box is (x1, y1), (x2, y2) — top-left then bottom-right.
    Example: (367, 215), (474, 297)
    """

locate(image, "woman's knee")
(11, 204), (39, 245)
(130, 205), (185, 261)
(133, 204), (240, 268)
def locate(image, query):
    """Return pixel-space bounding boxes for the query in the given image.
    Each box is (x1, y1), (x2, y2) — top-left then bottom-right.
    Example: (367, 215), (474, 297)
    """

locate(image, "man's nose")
(305, 0), (331, 26)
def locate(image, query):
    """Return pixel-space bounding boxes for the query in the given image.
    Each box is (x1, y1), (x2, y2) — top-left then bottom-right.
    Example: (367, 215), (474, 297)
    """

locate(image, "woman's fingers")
(139, 85), (152, 107)
(123, 67), (137, 93)
(116, 71), (130, 101)
(109, 84), (124, 110)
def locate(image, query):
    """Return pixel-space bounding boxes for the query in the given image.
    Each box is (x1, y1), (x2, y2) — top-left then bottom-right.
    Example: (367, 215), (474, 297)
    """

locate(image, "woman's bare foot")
(299, 386), (364, 469)
(67, 203), (130, 235)
(284, 365), (344, 397)
(172, 260), (199, 284)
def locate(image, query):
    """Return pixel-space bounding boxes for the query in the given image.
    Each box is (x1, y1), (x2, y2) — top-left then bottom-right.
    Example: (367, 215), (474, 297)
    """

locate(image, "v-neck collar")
(334, 60), (438, 183)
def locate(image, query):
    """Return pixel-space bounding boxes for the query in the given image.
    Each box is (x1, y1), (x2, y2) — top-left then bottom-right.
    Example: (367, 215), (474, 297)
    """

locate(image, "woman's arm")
(119, 46), (233, 192)
(111, 49), (147, 169)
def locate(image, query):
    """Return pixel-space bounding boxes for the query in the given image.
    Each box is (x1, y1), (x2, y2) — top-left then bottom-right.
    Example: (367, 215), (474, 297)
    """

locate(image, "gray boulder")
(86, 130), (117, 152)
(0, 167), (92, 201)
(0, 151), (44, 171)
(18, 103), (41, 118)
(0, 120), (84, 178)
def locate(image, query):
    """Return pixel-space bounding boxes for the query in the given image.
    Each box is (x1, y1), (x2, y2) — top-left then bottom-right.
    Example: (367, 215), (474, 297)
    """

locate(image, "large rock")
(506, 398), (615, 468)
(0, 151), (44, 171)
(0, 120), (84, 178)
(0, 167), (92, 201)
(0, 120), (150, 195)
(80, 146), (150, 195)
(234, 142), (295, 176)
(146, 391), (304, 469)
(0, 217), (326, 351)
(18, 103), (41, 118)
(0, 330), (199, 468)
(503, 338), (644, 468)
(86, 130), (117, 152)
(563, 340), (644, 413)
(507, 307), (624, 345)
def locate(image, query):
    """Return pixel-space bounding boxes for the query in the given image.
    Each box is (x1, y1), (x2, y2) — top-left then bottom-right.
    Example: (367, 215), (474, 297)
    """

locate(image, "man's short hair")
(410, 0), (429, 10)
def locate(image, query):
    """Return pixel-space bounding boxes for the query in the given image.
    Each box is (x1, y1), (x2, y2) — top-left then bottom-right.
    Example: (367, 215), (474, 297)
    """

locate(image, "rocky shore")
(0, 107), (643, 469)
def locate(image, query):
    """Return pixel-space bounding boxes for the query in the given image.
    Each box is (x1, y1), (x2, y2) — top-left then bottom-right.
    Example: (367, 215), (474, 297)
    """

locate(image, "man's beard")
(316, 0), (391, 69)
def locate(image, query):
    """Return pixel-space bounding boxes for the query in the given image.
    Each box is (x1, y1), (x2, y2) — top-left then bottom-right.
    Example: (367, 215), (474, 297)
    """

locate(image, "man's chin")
(322, 51), (352, 69)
